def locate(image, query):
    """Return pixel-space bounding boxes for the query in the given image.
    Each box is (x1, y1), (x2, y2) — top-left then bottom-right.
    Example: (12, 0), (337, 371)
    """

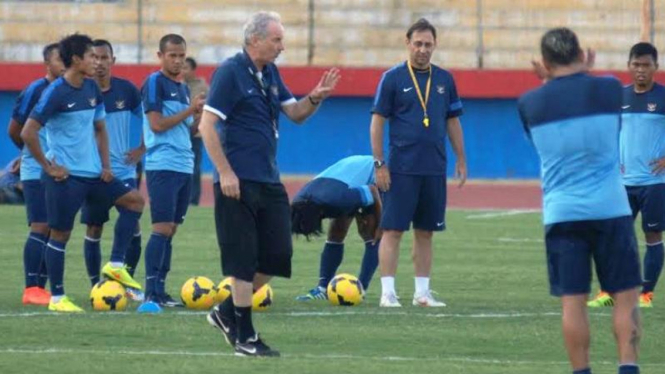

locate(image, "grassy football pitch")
(0, 205), (662, 374)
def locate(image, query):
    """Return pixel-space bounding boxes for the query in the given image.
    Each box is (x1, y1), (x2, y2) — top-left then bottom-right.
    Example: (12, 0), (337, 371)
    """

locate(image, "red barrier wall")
(1, 63), (657, 98)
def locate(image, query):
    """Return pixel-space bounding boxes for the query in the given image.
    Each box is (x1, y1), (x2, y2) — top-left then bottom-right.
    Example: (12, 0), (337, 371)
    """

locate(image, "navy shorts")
(80, 178), (137, 226)
(544, 216), (642, 297)
(23, 179), (47, 225)
(626, 184), (665, 232)
(214, 181), (293, 282)
(380, 173), (446, 231)
(43, 175), (133, 232)
(292, 178), (367, 218)
(146, 170), (191, 224)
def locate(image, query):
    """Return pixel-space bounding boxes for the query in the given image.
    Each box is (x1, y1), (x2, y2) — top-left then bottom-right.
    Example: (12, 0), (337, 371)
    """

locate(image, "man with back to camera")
(200, 11), (340, 356)
(519, 27), (642, 374)
(370, 18), (467, 308)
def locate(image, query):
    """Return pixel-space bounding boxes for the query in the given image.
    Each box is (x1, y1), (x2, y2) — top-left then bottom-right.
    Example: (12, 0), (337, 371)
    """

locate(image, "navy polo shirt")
(371, 61), (463, 176)
(204, 50), (296, 184)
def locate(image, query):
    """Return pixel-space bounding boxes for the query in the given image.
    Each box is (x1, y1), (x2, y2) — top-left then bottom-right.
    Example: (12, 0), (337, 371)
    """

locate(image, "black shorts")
(214, 180), (293, 282)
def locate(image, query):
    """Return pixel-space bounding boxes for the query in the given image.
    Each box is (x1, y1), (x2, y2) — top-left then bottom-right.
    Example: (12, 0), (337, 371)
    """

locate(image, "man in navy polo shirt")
(201, 11), (340, 357)
(21, 34), (145, 313)
(7, 42), (64, 306)
(519, 28), (642, 374)
(370, 18), (467, 308)
(138, 34), (205, 312)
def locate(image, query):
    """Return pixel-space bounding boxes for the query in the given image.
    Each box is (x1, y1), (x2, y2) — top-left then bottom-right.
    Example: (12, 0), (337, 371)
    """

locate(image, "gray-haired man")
(200, 11), (340, 357)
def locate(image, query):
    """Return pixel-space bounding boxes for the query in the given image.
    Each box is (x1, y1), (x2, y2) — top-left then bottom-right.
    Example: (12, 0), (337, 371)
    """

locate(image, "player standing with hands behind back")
(201, 11), (339, 356)
(370, 18), (467, 308)
(138, 34), (205, 313)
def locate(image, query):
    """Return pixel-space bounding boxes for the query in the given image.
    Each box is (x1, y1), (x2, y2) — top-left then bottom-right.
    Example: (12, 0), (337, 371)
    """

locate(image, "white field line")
(497, 237), (544, 243)
(466, 210), (540, 219)
(0, 348), (663, 367)
(0, 310), (610, 318)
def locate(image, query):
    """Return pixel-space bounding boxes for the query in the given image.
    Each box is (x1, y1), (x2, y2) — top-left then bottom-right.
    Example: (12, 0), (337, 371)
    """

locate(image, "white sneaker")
(412, 290), (446, 307)
(379, 293), (402, 307)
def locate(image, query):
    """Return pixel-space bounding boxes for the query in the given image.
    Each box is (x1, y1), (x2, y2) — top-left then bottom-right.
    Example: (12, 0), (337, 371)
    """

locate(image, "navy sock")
(125, 232), (142, 277)
(573, 368), (591, 374)
(45, 239), (67, 296)
(24, 233), (47, 288)
(145, 233), (167, 299)
(643, 242), (664, 293)
(157, 237), (173, 296)
(358, 240), (379, 291)
(37, 249), (48, 289)
(111, 209), (141, 263)
(218, 294), (235, 322)
(317, 242), (344, 289)
(83, 236), (102, 286)
(618, 364), (639, 374)
(235, 306), (256, 343)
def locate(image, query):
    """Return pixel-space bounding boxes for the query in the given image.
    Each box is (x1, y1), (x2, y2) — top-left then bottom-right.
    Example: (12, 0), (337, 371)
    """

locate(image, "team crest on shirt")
(436, 85), (445, 94)
(271, 85), (279, 96)
(89, 98), (96, 107)
(648, 103), (657, 112)
(115, 100), (125, 110)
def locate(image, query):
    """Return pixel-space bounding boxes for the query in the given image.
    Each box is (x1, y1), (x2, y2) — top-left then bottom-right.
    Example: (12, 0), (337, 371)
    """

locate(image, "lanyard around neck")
(406, 60), (432, 127)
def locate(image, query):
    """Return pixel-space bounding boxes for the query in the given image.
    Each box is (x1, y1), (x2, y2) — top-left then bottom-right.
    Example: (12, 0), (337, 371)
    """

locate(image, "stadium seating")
(0, 0), (657, 69)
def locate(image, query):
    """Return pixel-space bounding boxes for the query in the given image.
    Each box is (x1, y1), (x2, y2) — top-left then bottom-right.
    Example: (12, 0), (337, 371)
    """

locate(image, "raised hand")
(309, 68), (341, 103)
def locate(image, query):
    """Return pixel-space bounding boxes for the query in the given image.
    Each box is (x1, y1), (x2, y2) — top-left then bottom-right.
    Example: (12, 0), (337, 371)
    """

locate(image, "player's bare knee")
(86, 225), (103, 239)
(50, 230), (71, 243)
(29, 222), (49, 237)
(152, 222), (174, 237)
(645, 231), (662, 244)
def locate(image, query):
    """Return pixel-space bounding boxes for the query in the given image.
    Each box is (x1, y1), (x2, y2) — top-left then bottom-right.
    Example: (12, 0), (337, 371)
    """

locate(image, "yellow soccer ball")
(215, 277), (233, 304)
(327, 273), (364, 306)
(252, 284), (273, 311)
(181, 276), (217, 310)
(90, 280), (127, 311)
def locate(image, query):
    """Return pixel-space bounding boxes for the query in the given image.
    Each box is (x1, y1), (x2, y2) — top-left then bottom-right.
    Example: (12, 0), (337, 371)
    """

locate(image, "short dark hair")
(42, 43), (59, 62)
(185, 57), (197, 70)
(291, 201), (323, 240)
(540, 27), (581, 66)
(629, 42), (658, 63)
(159, 34), (186, 52)
(92, 39), (114, 56)
(58, 33), (94, 68)
(406, 18), (437, 41)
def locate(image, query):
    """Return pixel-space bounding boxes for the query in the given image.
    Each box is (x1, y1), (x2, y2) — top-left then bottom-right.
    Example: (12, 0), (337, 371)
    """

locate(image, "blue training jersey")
(315, 155), (376, 205)
(104, 77), (144, 181)
(12, 77), (51, 181)
(29, 77), (106, 178)
(620, 83), (665, 186)
(142, 71), (194, 174)
(518, 72), (630, 225)
(371, 61), (463, 176)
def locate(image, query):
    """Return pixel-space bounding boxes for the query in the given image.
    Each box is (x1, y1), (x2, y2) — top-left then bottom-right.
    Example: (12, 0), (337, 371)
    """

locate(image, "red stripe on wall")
(0, 63), (658, 98)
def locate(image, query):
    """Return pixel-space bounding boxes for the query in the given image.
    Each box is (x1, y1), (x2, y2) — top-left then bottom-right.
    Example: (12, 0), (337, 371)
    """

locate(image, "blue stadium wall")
(0, 92), (540, 178)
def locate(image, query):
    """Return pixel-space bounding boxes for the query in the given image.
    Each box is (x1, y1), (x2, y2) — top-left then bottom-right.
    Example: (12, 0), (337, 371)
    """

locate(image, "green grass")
(0, 206), (662, 374)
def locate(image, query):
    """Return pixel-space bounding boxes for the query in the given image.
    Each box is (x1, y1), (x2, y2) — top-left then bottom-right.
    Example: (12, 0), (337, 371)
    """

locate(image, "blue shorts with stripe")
(44, 175), (133, 232)
(626, 183), (665, 232)
(544, 216), (642, 296)
(380, 173), (446, 232)
(292, 178), (369, 218)
(146, 170), (191, 224)
(23, 179), (47, 225)
(80, 178), (137, 226)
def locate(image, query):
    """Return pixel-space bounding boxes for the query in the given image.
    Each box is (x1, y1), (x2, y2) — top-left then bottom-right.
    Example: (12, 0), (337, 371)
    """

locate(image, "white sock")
(415, 277), (429, 296)
(110, 261), (124, 268)
(51, 295), (64, 303)
(381, 277), (395, 296)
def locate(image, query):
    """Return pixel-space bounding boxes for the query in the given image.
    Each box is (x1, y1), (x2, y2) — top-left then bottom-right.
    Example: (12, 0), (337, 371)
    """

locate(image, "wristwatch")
(373, 159), (385, 168)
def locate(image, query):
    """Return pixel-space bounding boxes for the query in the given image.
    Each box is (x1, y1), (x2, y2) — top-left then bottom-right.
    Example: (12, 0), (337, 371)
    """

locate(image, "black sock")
(218, 296), (235, 322)
(234, 306), (256, 343)
(573, 368), (591, 374)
